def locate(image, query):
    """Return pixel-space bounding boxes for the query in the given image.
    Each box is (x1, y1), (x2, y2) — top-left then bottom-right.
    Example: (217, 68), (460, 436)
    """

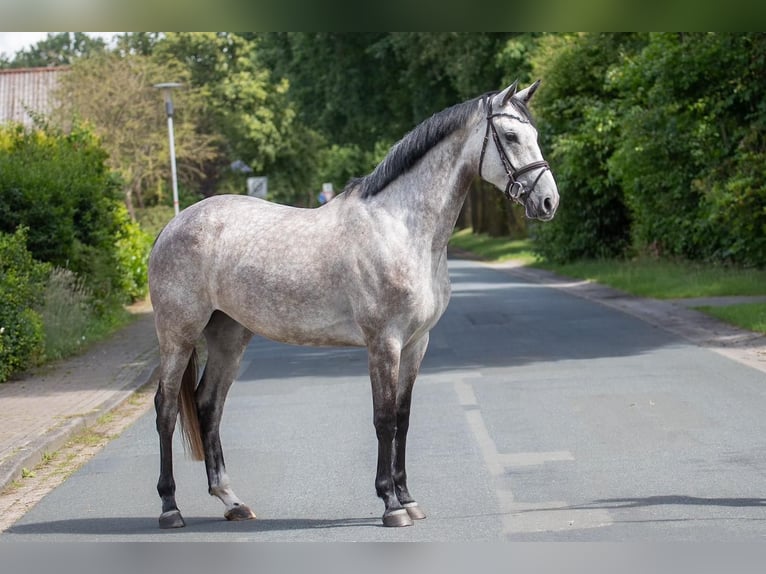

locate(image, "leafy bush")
(700, 152), (766, 266)
(0, 123), (150, 304)
(609, 33), (766, 266)
(528, 33), (766, 268)
(114, 204), (153, 301)
(530, 33), (645, 263)
(0, 228), (50, 382)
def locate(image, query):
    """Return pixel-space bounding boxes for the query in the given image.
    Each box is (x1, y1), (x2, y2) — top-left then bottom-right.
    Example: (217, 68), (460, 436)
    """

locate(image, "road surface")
(4, 258), (766, 541)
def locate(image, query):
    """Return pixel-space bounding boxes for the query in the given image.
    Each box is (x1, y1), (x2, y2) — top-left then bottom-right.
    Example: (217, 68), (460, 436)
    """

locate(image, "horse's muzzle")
(525, 192), (558, 221)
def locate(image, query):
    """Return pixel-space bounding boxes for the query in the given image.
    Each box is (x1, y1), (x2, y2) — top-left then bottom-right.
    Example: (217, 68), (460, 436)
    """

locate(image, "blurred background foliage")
(1, 32), (765, 380)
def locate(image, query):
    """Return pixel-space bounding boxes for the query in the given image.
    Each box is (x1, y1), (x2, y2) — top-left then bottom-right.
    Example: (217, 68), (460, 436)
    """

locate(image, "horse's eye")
(504, 131), (519, 144)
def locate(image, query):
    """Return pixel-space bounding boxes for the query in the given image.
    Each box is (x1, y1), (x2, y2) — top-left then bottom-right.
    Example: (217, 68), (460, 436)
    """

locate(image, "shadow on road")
(581, 495), (766, 509)
(238, 259), (686, 384)
(6, 515), (380, 536)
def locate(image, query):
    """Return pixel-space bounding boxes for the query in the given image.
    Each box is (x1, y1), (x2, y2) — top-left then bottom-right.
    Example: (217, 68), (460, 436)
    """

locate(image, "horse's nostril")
(543, 196), (553, 213)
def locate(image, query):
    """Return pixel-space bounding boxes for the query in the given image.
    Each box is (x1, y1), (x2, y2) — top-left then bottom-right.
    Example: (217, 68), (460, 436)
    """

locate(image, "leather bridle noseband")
(478, 94), (550, 204)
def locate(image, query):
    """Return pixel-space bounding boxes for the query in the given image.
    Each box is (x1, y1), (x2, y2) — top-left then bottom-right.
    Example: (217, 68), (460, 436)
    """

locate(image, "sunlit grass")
(537, 258), (766, 299)
(449, 227), (538, 265)
(450, 228), (766, 300)
(41, 267), (135, 361)
(695, 303), (766, 335)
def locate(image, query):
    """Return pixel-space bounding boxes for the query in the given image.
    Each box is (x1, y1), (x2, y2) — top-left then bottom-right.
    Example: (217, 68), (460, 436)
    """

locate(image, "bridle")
(478, 94), (550, 204)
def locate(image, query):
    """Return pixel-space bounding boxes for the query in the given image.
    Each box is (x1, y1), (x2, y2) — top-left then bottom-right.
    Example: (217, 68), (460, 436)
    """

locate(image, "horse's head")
(478, 80), (559, 221)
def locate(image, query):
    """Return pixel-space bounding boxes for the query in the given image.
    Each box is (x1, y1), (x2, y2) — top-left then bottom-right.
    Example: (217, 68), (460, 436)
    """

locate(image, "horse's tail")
(178, 348), (205, 461)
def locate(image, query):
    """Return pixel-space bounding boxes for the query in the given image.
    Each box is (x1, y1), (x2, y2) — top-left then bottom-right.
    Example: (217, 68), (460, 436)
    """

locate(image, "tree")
(258, 33), (396, 150)
(608, 33), (766, 266)
(529, 33), (647, 262)
(257, 32), (523, 216)
(53, 51), (218, 217)
(150, 32), (319, 204)
(2, 33), (107, 68)
(259, 33), (515, 151)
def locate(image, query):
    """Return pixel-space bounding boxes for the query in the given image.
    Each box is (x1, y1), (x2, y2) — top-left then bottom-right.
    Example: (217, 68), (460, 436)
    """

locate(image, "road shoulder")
(489, 260), (766, 376)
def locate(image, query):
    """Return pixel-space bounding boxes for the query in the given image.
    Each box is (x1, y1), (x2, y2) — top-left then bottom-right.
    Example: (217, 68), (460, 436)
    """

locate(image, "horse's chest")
(390, 269), (451, 333)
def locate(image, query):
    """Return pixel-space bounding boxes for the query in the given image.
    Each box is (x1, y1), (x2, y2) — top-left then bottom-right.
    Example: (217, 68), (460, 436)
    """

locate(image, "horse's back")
(149, 193), (451, 349)
(149, 194), (368, 346)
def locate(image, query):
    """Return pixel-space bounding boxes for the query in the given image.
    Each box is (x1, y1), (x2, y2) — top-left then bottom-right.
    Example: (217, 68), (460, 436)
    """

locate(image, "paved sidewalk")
(0, 302), (159, 493)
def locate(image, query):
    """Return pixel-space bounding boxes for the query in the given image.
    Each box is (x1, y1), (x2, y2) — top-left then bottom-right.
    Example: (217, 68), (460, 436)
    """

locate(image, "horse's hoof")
(403, 502), (426, 520)
(159, 510), (186, 529)
(225, 504), (256, 521)
(382, 508), (413, 527)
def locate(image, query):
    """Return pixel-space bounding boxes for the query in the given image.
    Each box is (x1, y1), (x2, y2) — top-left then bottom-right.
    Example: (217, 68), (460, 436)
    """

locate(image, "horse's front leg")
(393, 334), (429, 521)
(368, 337), (412, 527)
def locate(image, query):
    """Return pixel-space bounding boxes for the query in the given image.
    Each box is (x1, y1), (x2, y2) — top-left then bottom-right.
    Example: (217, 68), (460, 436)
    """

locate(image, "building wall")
(0, 67), (67, 127)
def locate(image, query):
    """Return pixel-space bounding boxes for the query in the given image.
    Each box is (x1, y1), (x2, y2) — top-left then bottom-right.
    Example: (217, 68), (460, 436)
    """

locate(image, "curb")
(0, 355), (159, 495)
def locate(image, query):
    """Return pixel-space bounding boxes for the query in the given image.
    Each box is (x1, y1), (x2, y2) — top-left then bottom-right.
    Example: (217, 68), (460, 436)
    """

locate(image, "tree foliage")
(53, 50), (219, 216)
(148, 32), (317, 204)
(0, 227), (49, 382)
(0, 32), (107, 69)
(3, 32), (765, 269)
(529, 33), (646, 262)
(610, 33), (766, 266)
(0, 124), (147, 303)
(531, 32), (766, 267)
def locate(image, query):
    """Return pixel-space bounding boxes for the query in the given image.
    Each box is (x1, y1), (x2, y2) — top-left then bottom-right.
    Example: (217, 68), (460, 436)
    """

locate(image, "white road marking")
(454, 379), (612, 535)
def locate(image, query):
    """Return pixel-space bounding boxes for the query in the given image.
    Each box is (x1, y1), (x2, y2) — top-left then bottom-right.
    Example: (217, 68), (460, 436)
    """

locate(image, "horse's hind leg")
(393, 334), (429, 521)
(197, 311), (255, 521)
(155, 340), (197, 529)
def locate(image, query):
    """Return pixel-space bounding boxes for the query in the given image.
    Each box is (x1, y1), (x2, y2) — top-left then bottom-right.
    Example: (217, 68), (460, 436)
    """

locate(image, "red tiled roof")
(0, 67), (69, 127)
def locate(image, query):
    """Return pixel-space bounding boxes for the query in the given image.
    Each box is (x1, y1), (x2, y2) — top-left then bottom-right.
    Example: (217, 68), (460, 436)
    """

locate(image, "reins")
(478, 94), (550, 204)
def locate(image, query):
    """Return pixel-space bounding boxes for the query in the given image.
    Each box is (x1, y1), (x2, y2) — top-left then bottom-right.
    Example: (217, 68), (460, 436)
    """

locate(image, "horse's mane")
(347, 95), (485, 199)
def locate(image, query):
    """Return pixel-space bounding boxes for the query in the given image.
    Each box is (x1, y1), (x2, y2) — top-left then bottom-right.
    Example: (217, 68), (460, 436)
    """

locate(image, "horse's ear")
(515, 79), (541, 105)
(497, 80), (519, 106)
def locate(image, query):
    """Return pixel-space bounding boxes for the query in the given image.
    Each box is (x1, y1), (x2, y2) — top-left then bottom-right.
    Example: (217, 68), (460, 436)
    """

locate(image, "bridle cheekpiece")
(478, 93), (550, 204)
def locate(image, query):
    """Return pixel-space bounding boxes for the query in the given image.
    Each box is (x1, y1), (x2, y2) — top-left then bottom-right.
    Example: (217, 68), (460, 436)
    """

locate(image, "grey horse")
(148, 80), (559, 529)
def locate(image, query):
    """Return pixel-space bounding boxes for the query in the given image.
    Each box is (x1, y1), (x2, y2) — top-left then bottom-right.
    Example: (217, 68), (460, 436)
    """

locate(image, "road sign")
(247, 177), (268, 198)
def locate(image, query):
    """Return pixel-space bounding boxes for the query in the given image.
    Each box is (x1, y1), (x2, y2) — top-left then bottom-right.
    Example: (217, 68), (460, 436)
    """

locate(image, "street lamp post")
(154, 82), (183, 216)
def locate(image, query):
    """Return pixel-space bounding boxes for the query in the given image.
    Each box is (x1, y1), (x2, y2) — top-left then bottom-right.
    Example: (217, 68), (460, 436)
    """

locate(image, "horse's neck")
(382, 130), (476, 253)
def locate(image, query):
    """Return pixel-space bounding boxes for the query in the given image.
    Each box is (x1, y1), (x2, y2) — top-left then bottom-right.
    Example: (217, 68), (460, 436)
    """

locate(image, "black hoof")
(159, 510), (185, 529)
(382, 508), (413, 527)
(224, 504), (256, 521)
(403, 502), (426, 520)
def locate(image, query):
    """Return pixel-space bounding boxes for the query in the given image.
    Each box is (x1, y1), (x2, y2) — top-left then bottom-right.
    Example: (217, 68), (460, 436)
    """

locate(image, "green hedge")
(530, 33), (644, 263)
(530, 33), (766, 268)
(0, 124), (153, 381)
(610, 33), (766, 266)
(0, 228), (50, 382)
(0, 124), (151, 305)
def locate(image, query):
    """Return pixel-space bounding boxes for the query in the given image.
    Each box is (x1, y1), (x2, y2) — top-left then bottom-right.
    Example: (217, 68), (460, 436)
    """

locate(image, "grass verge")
(449, 228), (539, 265)
(537, 258), (766, 299)
(450, 228), (766, 334)
(694, 303), (766, 335)
(41, 267), (137, 362)
(450, 228), (766, 299)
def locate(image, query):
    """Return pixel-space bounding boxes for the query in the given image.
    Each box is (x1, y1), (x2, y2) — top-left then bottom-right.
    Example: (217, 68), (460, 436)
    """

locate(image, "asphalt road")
(5, 258), (766, 541)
